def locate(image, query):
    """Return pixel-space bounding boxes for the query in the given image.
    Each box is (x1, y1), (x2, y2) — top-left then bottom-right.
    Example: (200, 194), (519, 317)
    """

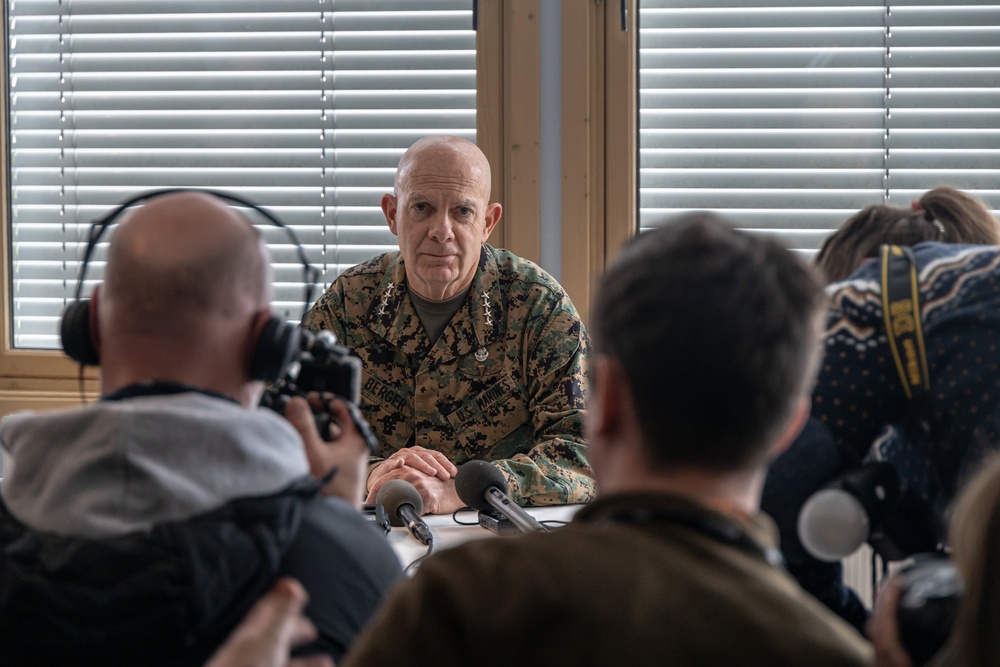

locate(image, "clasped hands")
(366, 446), (465, 515)
(282, 394), (466, 514)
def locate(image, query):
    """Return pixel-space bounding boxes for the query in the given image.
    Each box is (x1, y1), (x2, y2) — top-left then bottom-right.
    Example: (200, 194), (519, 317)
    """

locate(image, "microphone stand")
(483, 487), (548, 533)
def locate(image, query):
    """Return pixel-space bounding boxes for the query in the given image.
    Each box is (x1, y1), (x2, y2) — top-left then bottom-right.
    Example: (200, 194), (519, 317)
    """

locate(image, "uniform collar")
(365, 245), (505, 365)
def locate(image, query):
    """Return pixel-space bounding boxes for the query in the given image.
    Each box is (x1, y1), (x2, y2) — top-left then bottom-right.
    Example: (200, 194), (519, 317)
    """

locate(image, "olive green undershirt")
(409, 285), (472, 345)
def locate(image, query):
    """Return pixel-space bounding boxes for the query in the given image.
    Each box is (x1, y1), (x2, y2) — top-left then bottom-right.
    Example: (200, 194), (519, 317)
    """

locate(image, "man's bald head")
(102, 191), (271, 339)
(394, 135), (493, 202)
(383, 136), (502, 301)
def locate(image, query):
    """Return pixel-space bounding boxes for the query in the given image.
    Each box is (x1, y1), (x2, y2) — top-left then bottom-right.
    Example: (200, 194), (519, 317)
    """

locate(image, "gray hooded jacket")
(0, 389), (402, 665)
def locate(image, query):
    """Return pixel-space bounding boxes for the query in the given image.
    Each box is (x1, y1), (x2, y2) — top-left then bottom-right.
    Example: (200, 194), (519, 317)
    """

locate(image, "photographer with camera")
(0, 192), (401, 665)
(869, 455), (1000, 667)
(814, 187), (1000, 284)
(760, 189), (1000, 631)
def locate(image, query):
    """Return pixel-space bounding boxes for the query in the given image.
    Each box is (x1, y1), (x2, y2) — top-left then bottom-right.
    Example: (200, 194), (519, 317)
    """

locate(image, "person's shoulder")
(725, 558), (871, 664)
(0, 402), (95, 437)
(912, 239), (1000, 260)
(911, 240), (1000, 280)
(417, 521), (603, 585)
(288, 496), (403, 587)
(486, 245), (563, 290)
(298, 497), (399, 556)
(298, 495), (392, 543)
(484, 245), (581, 319)
(313, 251), (399, 321)
(134, 393), (303, 449)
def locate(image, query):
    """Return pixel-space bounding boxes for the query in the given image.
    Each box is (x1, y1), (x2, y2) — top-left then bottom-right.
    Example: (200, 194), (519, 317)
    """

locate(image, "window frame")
(616, 0), (1000, 256)
(552, 0), (636, 325)
(0, 1), (515, 414)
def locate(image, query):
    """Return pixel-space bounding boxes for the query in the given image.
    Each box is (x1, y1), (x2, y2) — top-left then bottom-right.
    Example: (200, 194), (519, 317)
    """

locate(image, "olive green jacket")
(343, 492), (874, 667)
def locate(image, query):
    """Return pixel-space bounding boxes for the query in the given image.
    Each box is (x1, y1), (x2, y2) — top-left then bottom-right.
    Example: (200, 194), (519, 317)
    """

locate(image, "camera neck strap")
(879, 244), (930, 400)
(607, 506), (785, 568)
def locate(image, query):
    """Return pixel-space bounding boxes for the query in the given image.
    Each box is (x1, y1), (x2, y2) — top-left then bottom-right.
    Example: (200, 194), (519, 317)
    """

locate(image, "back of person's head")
(943, 454), (1000, 667)
(95, 192), (275, 398)
(919, 187), (1000, 247)
(590, 213), (826, 472)
(102, 192), (271, 343)
(815, 187), (1000, 283)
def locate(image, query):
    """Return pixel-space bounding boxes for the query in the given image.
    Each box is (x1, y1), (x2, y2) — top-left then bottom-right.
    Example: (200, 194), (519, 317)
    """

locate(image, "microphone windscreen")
(375, 479), (424, 527)
(797, 488), (870, 562)
(455, 460), (508, 511)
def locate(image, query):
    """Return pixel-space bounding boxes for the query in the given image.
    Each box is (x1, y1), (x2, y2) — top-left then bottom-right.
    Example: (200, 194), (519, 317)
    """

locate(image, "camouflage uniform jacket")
(303, 244), (595, 506)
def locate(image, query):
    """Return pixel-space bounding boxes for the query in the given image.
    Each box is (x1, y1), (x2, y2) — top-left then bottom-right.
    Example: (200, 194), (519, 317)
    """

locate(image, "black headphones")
(60, 188), (321, 383)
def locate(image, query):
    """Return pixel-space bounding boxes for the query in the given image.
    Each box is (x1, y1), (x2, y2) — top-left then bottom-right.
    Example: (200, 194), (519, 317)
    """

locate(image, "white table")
(387, 505), (583, 570)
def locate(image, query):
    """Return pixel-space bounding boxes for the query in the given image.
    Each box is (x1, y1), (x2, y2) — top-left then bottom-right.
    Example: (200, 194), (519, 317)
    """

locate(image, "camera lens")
(896, 555), (961, 666)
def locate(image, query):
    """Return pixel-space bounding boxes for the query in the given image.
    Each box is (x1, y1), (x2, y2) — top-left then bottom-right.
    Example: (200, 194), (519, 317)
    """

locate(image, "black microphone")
(375, 479), (433, 547)
(455, 460), (548, 534)
(797, 461), (943, 562)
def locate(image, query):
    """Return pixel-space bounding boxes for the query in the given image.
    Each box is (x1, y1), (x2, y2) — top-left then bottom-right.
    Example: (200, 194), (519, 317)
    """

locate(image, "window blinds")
(7, 0), (475, 349)
(638, 1), (1000, 253)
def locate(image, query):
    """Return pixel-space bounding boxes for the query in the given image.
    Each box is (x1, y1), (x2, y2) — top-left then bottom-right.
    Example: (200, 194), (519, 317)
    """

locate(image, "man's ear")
(245, 309), (277, 373)
(766, 395), (810, 461)
(588, 355), (628, 444)
(481, 202), (502, 243)
(586, 355), (641, 486)
(382, 194), (399, 236)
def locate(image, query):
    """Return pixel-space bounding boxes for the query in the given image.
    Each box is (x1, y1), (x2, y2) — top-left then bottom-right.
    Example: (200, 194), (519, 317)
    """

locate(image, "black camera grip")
(343, 400), (379, 456)
(311, 397), (378, 456)
(262, 384), (377, 455)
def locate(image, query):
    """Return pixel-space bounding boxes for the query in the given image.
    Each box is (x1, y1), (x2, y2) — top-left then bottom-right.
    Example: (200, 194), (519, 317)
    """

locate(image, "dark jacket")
(0, 389), (403, 665)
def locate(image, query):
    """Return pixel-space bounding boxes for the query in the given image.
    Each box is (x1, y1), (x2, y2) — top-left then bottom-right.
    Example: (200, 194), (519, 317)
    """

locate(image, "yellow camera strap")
(880, 244), (930, 400)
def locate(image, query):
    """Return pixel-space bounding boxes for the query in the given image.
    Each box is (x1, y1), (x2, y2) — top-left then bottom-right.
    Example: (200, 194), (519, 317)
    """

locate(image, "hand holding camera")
(261, 328), (378, 505)
(260, 329), (377, 454)
(282, 394), (372, 507)
(895, 555), (961, 665)
(869, 555), (962, 667)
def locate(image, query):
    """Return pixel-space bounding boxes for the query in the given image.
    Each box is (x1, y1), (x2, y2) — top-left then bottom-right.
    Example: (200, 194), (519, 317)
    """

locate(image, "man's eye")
(458, 207), (472, 216)
(413, 203), (428, 212)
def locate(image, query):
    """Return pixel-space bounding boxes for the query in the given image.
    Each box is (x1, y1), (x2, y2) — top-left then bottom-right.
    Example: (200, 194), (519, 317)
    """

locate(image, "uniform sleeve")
(496, 300), (596, 506)
(302, 281), (387, 469)
(302, 282), (349, 344)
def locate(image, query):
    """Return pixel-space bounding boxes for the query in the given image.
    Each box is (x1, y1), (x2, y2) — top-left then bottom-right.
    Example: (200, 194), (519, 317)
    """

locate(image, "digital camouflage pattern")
(303, 244), (595, 506)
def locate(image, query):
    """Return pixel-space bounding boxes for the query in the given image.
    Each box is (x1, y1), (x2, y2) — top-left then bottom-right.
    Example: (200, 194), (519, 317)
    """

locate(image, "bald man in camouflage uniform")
(304, 136), (594, 514)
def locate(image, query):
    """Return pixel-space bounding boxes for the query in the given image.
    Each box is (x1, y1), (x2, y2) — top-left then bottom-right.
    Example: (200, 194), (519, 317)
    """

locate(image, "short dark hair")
(590, 213), (826, 471)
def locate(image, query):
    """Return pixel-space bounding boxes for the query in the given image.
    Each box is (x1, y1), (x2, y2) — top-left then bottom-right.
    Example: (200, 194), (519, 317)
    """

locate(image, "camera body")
(896, 554), (962, 666)
(261, 329), (377, 454)
(265, 328), (362, 405)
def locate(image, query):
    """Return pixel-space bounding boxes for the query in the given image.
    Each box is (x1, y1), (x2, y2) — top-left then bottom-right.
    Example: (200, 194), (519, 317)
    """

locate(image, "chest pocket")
(445, 373), (531, 457)
(361, 373), (414, 452)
